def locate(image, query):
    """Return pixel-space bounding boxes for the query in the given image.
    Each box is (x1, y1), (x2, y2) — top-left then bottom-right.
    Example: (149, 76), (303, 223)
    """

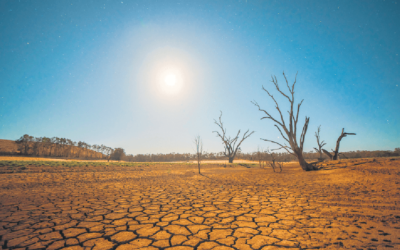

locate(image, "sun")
(158, 68), (183, 95)
(164, 73), (177, 86)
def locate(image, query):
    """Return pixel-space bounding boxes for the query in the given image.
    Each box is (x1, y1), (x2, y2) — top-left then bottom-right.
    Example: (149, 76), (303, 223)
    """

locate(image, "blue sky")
(1, 0), (399, 155)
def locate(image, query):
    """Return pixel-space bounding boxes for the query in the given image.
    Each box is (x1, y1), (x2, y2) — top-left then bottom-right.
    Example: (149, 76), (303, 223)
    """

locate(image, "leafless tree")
(252, 71), (318, 171)
(213, 111), (254, 163)
(321, 148), (334, 160)
(313, 125), (326, 161)
(194, 136), (203, 174)
(266, 148), (282, 172)
(256, 146), (265, 168)
(323, 128), (356, 160)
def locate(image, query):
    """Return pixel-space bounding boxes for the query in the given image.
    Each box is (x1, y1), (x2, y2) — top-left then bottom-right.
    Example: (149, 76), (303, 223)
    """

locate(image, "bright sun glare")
(164, 74), (177, 86)
(157, 67), (183, 96)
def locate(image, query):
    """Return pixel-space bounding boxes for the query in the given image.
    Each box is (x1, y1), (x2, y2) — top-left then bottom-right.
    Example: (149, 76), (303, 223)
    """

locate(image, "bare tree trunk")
(198, 161), (200, 174)
(333, 140), (341, 160)
(194, 136), (203, 174)
(322, 149), (333, 160)
(214, 112), (254, 165)
(296, 152), (315, 171)
(314, 126), (326, 162)
(253, 72), (317, 171)
(332, 128), (356, 160)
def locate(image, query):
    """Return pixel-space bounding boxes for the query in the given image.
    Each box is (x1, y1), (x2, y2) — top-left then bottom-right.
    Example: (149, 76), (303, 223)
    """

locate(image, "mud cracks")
(0, 159), (399, 249)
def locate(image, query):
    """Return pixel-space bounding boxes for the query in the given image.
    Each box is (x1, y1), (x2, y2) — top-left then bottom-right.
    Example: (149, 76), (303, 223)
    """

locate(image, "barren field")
(0, 158), (399, 250)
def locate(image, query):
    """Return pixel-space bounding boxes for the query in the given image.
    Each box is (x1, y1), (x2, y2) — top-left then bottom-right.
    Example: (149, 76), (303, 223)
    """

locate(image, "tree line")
(12, 133), (399, 163)
(240, 148), (400, 163)
(14, 134), (124, 161)
(125, 147), (400, 164)
(123, 151), (235, 162)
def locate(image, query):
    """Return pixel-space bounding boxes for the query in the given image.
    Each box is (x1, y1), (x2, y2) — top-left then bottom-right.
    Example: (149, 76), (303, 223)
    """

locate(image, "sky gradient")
(1, 0), (399, 155)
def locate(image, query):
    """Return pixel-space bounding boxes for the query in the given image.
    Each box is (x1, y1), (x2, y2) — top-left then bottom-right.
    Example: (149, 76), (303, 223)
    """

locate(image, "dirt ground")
(0, 158), (399, 250)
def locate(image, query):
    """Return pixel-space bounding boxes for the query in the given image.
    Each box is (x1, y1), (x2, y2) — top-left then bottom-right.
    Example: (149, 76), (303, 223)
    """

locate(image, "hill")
(0, 139), (19, 154)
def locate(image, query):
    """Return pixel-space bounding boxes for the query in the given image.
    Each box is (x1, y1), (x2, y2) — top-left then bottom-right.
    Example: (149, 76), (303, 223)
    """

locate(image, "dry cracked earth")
(0, 158), (399, 250)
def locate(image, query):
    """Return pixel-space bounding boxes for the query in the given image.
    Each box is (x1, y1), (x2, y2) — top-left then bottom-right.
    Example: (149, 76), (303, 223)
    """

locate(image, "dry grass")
(188, 159), (261, 164)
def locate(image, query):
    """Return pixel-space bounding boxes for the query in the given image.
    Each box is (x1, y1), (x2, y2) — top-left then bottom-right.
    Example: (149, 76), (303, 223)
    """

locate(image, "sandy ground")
(187, 160), (261, 165)
(0, 156), (261, 164)
(0, 156), (262, 165)
(0, 158), (399, 250)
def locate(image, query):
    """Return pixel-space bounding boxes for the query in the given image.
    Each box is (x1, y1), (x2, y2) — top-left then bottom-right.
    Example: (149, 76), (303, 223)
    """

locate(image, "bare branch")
(322, 149), (333, 160)
(274, 124), (290, 144)
(261, 138), (294, 155)
(251, 100), (284, 127)
(282, 71), (292, 95)
(314, 125), (327, 160)
(291, 71), (298, 93)
(293, 99), (304, 138)
(213, 112), (254, 163)
(260, 86), (287, 127)
(254, 71), (314, 170)
(299, 116), (310, 151)
(332, 128), (356, 160)
(271, 74), (291, 102)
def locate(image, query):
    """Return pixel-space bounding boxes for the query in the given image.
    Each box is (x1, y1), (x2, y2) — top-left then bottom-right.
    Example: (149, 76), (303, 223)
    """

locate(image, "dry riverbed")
(0, 158), (399, 249)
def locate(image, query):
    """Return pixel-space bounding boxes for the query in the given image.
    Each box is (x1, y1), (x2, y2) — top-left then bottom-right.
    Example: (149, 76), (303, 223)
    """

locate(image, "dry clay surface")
(0, 158), (399, 250)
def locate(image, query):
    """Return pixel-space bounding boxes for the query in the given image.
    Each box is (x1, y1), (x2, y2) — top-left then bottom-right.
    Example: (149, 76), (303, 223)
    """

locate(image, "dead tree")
(194, 136), (203, 174)
(257, 146), (264, 168)
(252, 71), (318, 171)
(213, 111), (254, 163)
(322, 149), (333, 160)
(313, 125), (326, 161)
(323, 128), (356, 160)
(266, 148), (282, 172)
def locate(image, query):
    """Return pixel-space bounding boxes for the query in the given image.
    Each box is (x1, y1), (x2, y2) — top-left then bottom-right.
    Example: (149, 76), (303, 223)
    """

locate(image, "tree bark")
(296, 151), (317, 171)
(228, 157), (234, 163)
(322, 149), (333, 160)
(332, 128), (356, 160)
